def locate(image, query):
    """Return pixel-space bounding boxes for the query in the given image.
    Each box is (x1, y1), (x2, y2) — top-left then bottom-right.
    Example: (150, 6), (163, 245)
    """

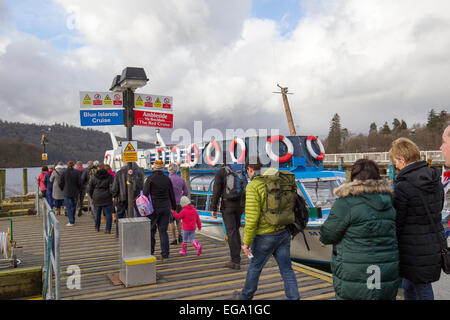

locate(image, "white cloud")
(0, 0), (449, 147)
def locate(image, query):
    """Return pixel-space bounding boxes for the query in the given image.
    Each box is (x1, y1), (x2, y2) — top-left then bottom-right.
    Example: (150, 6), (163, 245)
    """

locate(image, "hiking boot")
(104, 230), (111, 234)
(178, 235), (183, 243)
(225, 261), (240, 270)
(77, 211), (83, 217)
(170, 239), (178, 245)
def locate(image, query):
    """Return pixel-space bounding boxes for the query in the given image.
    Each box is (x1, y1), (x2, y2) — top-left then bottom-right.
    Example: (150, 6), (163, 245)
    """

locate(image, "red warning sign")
(134, 110), (173, 128)
(113, 94), (123, 106)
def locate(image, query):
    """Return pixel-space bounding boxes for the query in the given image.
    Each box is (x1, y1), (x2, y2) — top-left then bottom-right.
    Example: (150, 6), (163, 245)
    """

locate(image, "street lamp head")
(119, 67), (149, 90)
(110, 75), (123, 92)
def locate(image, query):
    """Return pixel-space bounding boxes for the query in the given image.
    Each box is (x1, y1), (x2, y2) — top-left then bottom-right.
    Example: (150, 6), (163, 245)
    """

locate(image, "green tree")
(380, 122), (391, 135)
(400, 120), (408, 130)
(369, 122), (377, 135)
(326, 113), (342, 153)
(427, 109), (440, 129)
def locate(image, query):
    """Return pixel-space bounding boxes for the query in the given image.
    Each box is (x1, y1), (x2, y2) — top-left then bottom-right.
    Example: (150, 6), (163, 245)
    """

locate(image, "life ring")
(105, 154), (111, 165)
(229, 138), (246, 163)
(306, 136), (325, 161)
(170, 146), (181, 165)
(206, 140), (221, 166)
(265, 135), (294, 163)
(186, 144), (199, 167)
(155, 147), (166, 163)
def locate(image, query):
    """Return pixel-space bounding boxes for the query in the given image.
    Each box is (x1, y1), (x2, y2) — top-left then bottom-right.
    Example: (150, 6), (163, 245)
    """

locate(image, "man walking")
(143, 160), (176, 261)
(60, 161), (82, 226)
(210, 152), (245, 270)
(237, 156), (299, 300)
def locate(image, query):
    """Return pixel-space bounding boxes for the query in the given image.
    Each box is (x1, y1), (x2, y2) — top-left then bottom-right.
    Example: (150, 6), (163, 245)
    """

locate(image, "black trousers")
(222, 207), (244, 264)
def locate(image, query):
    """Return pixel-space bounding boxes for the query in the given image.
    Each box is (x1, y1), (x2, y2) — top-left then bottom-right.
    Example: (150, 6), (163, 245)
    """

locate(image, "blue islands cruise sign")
(80, 110), (124, 126)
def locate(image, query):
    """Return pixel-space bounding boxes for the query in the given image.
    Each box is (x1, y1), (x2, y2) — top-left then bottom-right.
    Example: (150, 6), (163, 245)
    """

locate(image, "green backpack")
(255, 170), (297, 227)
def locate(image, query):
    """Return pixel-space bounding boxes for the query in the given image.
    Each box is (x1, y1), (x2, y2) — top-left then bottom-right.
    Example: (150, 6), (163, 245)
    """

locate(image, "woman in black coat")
(390, 138), (446, 300)
(88, 164), (114, 233)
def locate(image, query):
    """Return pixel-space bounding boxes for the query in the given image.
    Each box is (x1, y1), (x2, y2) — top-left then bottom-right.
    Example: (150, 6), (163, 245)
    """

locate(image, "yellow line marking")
(303, 291), (335, 300)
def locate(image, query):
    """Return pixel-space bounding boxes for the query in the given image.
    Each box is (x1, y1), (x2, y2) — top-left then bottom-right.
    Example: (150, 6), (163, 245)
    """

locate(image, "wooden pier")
(0, 214), (335, 300)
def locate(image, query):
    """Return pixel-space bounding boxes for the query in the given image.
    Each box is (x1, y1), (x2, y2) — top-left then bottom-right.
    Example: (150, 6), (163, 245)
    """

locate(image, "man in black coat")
(88, 165), (114, 233)
(111, 162), (144, 236)
(391, 138), (445, 300)
(60, 161), (82, 226)
(143, 160), (176, 261)
(210, 152), (245, 270)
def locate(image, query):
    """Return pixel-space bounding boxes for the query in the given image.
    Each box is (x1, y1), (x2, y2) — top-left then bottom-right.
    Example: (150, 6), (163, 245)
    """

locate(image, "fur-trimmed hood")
(334, 179), (394, 212)
(334, 179), (393, 198)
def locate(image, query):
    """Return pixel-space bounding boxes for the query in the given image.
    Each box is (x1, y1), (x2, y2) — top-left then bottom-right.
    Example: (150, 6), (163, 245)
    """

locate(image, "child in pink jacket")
(172, 196), (202, 256)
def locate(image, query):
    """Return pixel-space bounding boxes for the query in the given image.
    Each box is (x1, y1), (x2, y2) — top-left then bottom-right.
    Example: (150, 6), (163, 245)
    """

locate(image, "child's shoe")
(193, 240), (202, 256)
(179, 242), (187, 256)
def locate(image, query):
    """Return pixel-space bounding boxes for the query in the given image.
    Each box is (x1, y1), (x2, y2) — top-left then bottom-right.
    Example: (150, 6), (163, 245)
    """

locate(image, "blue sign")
(80, 109), (124, 126)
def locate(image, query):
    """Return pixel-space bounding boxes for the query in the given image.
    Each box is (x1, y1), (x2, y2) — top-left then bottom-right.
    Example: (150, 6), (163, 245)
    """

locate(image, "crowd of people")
(35, 124), (450, 300)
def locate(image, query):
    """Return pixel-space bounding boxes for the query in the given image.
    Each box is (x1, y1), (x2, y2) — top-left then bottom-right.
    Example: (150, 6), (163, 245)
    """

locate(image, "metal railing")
(324, 150), (444, 164)
(36, 183), (60, 300)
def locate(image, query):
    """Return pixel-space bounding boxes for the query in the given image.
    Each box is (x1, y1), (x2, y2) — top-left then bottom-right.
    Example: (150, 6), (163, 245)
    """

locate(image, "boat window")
(191, 193), (208, 211)
(190, 175), (215, 192)
(300, 179), (340, 209)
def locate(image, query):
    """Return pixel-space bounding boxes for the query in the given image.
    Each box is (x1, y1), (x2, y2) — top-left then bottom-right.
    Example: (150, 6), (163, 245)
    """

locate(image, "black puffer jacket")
(393, 160), (445, 284)
(88, 169), (114, 207)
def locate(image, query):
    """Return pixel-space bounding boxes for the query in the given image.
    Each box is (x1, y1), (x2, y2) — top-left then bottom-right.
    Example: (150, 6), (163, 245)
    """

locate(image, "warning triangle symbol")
(155, 98), (161, 103)
(124, 143), (136, 152)
(104, 94), (111, 101)
(84, 94), (91, 101)
(136, 96), (143, 102)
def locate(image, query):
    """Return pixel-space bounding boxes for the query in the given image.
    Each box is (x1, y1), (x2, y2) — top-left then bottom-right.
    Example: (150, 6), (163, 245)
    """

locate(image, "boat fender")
(206, 140), (221, 166)
(186, 144), (199, 167)
(265, 135), (294, 163)
(229, 138), (246, 163)
(306, 136), (325, 161)
(170, 146), (181, 165)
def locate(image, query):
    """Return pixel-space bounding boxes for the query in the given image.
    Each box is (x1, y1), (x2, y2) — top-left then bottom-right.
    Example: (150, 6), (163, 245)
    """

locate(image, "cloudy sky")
(0, 0), (449, 146)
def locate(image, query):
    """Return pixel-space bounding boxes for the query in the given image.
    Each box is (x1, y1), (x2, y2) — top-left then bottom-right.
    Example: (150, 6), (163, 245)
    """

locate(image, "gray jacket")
(50, 165), (66, 200)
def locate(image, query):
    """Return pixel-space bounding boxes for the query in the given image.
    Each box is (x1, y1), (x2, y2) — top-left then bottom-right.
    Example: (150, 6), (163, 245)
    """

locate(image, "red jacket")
(172, 205), (202, 232)
(38, 172), (48, 191)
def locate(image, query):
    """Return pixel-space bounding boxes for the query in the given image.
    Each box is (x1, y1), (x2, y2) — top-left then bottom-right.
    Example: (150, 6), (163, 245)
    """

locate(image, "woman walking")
(390, 137), (446, 300)
(88, 164), (114, 233)
(50, 162), (66, 216)
(320, 159), (400, 300)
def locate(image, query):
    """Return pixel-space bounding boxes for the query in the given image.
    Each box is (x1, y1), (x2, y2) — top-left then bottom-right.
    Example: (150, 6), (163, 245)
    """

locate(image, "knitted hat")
(153, 160), (164, 171)
(180, 196), (191, 207)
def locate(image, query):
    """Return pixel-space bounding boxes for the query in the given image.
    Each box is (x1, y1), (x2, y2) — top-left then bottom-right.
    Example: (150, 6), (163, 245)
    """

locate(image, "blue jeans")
(402, 278), (434, 300)
(183, 230), (196, 242)
(150, 207), (171, 258)
(64, 197), (78, 224)
(240, 229), (299, 300)
(94, 205), (113, 232)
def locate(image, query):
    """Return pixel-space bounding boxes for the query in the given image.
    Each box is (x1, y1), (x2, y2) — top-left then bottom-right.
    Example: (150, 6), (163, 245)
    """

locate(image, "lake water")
(1, 167), (46, 198)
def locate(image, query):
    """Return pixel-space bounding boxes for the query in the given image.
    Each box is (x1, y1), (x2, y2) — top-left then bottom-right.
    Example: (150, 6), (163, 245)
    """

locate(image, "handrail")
(323, 150), (444, 163)
(36, 182), (60, 300)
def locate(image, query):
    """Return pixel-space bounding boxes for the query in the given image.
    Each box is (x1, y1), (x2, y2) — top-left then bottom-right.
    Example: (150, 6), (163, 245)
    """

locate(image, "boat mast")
(274, 83), (296, 136)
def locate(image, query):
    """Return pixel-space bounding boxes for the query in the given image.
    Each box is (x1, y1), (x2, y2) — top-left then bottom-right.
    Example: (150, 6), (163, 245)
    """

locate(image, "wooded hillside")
(0, 120), (155, 167)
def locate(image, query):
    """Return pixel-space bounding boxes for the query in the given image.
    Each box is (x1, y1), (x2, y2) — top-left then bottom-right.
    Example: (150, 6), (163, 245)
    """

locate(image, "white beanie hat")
(180, 196), (191, 207)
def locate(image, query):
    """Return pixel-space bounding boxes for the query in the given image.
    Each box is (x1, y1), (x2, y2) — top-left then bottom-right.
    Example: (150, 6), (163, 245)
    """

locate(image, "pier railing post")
(23, 168), (28, 195)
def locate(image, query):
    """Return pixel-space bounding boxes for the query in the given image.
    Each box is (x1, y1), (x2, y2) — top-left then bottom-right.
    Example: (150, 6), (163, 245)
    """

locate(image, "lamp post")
(41, 132), (49, 165)
(410, 128), (416, 142)
(110, 67), (149, 218)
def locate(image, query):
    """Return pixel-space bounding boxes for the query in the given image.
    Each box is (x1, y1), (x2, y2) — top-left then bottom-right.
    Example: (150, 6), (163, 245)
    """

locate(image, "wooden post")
(0, 169), (5, 201)
(23, 168), (28, 195)
(278, 84), (297, 136)
(180, 166), (191, 197)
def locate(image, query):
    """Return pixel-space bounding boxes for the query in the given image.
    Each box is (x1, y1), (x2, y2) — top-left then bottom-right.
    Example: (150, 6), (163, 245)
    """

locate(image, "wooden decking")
(0, 214), (335, 300)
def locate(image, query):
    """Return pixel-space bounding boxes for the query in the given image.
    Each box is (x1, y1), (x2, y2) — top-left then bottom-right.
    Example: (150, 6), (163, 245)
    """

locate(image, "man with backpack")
(236, 156), (299, 300)
(211, 152), (246, 270)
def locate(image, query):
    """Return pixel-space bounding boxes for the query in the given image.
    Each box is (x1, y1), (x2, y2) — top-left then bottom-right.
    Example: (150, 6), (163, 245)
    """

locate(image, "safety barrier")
(324, 150), (443, 164)
(36, 183), (60, 300)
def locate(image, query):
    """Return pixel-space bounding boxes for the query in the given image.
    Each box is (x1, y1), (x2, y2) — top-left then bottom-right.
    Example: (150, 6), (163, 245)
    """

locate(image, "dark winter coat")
(111, 163), (144, 202)
(60, 167), (81, 199)
(143, 171), (176, 210)
(210, 166), (245, 211)
(320, 179), (400, 300)
(88, 169), (114, 207)
(393, 160), (445, 284)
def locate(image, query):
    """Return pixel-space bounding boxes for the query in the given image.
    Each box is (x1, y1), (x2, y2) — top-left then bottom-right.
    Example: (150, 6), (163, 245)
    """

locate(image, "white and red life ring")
(306, 136), (325, 161)
(265, 135), (294, 163)
(229, 138), (246, 163)
(186, 144), (199, 167)
(155, 147), (166, 163)
(206, 140), (221, 166)
(170, 146), (181, 165)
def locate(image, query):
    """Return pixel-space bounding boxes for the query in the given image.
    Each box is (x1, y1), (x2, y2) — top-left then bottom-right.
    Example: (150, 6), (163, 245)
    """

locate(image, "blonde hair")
(389, 137), (421, 164)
